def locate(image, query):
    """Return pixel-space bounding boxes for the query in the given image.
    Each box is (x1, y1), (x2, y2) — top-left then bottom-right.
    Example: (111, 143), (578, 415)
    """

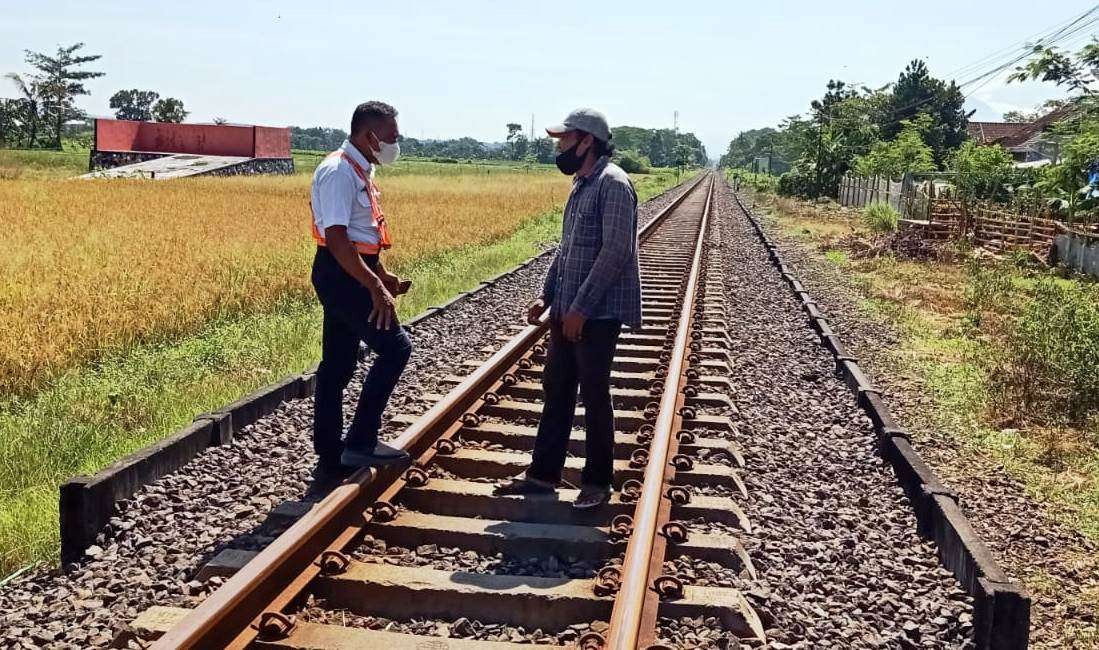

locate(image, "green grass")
(824, 249), (849, 266)
(0, 148), (89, 178)
(0, 172), (684, 572)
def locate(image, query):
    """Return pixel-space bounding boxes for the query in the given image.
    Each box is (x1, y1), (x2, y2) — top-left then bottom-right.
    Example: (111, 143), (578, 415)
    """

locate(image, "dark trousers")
(528, 319), (622, 489)
(311, 247), (412, 465)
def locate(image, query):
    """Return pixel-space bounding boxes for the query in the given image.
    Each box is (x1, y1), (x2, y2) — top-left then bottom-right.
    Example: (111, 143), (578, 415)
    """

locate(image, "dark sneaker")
(493, 476), (558, 496)
(573, 486), (611, 510)
(340, 441), (411, 468)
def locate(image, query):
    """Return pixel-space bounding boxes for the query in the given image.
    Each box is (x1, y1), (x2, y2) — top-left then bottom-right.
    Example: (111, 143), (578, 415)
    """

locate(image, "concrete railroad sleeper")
(136, 173), (767, 649)
(732, 191), (1030, 650)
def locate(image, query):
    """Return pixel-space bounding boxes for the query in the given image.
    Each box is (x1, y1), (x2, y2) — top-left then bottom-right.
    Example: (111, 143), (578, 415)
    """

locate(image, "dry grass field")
(0, 171), (571, 397)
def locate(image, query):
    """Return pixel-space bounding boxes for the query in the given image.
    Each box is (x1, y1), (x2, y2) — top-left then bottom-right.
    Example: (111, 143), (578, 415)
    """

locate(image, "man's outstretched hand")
(526, 298), (546, 325)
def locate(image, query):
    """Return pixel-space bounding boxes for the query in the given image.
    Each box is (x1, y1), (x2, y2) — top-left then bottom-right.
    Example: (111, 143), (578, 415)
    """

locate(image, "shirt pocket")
(355, 187), (373, 211)
(571, 208), (602, 248)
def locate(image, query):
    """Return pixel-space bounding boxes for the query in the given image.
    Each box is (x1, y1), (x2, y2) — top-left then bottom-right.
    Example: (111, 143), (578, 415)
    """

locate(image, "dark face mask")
(555, 142), (585, 175)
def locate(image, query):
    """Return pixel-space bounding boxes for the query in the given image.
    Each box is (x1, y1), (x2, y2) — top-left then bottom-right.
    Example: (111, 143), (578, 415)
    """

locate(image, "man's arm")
(325, 226), (397, 330)
(563, 179), (637, 338)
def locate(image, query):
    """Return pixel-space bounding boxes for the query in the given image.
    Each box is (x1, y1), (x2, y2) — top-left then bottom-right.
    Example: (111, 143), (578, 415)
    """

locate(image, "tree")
(152, 97), (188, 123)
(109, 89), (159, 121)
(948, 141), (1015, 202)
(3, 73), (41, 148)
(884, 60), (966, 165)
(528, 137), (554, 164)
(505, 122), (528, 160)
(22, 43), (103, 149)
(853, 115), (936, 178)
(647, 131), (666, 167)
(1009, 38), (1099, 94)
(614, 149), (651, 173)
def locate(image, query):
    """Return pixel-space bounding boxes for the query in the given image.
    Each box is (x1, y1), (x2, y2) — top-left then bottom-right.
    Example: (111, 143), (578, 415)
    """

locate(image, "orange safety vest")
(311, 151), (392, 255)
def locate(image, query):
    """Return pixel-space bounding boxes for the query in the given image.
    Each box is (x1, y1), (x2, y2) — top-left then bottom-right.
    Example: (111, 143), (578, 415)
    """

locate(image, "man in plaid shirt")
(495, 108), (640, 509)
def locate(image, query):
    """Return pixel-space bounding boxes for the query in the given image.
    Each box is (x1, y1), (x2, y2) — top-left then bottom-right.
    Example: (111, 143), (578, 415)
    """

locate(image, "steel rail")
(152, 171), (710, 649)
(602, 173), (714, 649)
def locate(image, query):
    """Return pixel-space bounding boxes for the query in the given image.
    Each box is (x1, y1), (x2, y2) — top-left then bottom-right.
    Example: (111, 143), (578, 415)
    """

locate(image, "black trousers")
(527, 319), (622, 488)
(311, 247), (412, 465)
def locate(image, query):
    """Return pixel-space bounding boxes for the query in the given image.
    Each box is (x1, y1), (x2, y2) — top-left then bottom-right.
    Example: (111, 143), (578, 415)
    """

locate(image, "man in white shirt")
(310, 101), (412, 481)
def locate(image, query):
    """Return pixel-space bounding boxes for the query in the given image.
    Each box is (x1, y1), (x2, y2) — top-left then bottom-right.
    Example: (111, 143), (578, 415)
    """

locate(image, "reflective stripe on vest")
(310, 150), (392, 254)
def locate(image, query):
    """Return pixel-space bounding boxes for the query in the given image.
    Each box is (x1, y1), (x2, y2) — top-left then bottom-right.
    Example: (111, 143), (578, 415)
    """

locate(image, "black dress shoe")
(340, 441), (411, 468)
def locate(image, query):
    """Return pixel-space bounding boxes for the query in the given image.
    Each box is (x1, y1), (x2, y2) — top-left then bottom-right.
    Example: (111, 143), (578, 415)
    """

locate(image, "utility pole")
(530, 113), (534, 142)
(813, 107), (825, 198)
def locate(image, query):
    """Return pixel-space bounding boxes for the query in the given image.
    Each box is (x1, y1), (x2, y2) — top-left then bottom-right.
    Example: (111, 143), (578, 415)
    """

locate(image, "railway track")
(142, 170), (765, 649)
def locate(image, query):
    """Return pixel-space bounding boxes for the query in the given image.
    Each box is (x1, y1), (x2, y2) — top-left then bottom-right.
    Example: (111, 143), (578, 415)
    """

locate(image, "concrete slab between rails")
(481, 400), (651, 431)
(457, 421), (745, 467)
(313, 561), (612, 628)
(446, 368), (659, 389)
(194, 547), (258, 581)
(116, 605), (190, 646)
(398, 478), (751, 532)
(256, 622), (536, 650)
(366, 512), (751, 577)
(501, 379), (735, 410)
(313, 562), (761, 638)
(433, 447), (744, 491)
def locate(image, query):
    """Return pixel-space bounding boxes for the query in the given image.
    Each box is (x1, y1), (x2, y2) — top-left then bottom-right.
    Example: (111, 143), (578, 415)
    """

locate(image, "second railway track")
(144, 171), (766, 649)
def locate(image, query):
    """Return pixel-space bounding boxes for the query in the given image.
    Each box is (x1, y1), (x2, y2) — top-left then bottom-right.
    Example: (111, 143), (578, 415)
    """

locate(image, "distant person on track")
(309, 100), (413, 483)
(494, 108), (641, 509)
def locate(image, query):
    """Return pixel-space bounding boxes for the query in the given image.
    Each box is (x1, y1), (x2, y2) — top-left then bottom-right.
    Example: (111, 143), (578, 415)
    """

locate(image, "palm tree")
(4, 73), (39, 148)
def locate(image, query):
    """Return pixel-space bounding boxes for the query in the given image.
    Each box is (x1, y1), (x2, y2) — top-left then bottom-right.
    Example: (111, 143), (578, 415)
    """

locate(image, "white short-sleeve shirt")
(310, 140), (380, 246)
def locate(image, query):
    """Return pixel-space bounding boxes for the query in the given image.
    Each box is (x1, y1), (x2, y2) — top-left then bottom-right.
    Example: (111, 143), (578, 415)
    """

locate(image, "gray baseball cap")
(546, 107), (611, 142)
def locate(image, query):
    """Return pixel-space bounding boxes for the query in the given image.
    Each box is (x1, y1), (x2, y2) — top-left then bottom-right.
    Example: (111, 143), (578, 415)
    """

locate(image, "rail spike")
(434, 438), (458, 455)
(369, 500), (398, 522)
(255, 611), (296, 640)
(316, 550), (351, 576)
(593, 566), (622, 596)
(661, 521), (690, 544)
(610, 514), (634, 539)
(403, 466), (430, 487)
(671, 454), (694, 471)
(629, 448), (650, 469)
(578, 632), (606, 649)
(653, 574), (685, 600)
(620, 479), (643, 503)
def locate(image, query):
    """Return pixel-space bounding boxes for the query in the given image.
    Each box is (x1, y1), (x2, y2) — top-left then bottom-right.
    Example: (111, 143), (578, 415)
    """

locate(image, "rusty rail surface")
(601, 176), (713, 648)
(152, 172), (715, 650)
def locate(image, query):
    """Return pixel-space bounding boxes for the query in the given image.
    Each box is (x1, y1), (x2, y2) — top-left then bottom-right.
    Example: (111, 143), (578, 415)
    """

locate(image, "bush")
(729, 170), (779, 193)
(862, 202), (899, 233)
(990, 278), (1099, 425)
(777, 168), (815, 198)
(615, 149), (651, 174)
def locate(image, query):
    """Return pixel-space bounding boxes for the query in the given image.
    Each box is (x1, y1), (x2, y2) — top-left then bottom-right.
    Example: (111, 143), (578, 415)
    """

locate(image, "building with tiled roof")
(965, 106), (1075, 163)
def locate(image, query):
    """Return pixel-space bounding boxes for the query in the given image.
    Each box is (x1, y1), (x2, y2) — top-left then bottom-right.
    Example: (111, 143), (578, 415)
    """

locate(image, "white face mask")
(373, 140), (400, 165)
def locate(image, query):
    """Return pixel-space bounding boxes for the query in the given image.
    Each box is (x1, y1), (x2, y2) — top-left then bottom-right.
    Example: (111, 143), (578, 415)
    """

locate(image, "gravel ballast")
(680, 178), (974, 649)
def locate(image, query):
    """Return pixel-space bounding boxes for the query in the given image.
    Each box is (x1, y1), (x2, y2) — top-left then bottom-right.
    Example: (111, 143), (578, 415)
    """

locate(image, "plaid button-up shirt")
(543, 156), (642, 329)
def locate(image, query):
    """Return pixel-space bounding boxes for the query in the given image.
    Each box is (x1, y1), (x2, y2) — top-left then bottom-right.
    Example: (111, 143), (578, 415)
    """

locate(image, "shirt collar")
(575, 155), (610, 185)
(339, 139), (374, 174)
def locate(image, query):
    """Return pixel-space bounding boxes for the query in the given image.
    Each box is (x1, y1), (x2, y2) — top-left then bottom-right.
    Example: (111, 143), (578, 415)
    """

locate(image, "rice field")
(0, 169), (570, 397)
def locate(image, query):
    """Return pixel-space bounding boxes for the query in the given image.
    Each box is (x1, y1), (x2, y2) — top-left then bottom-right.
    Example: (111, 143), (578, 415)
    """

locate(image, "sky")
(2, 1), (1093, 159)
